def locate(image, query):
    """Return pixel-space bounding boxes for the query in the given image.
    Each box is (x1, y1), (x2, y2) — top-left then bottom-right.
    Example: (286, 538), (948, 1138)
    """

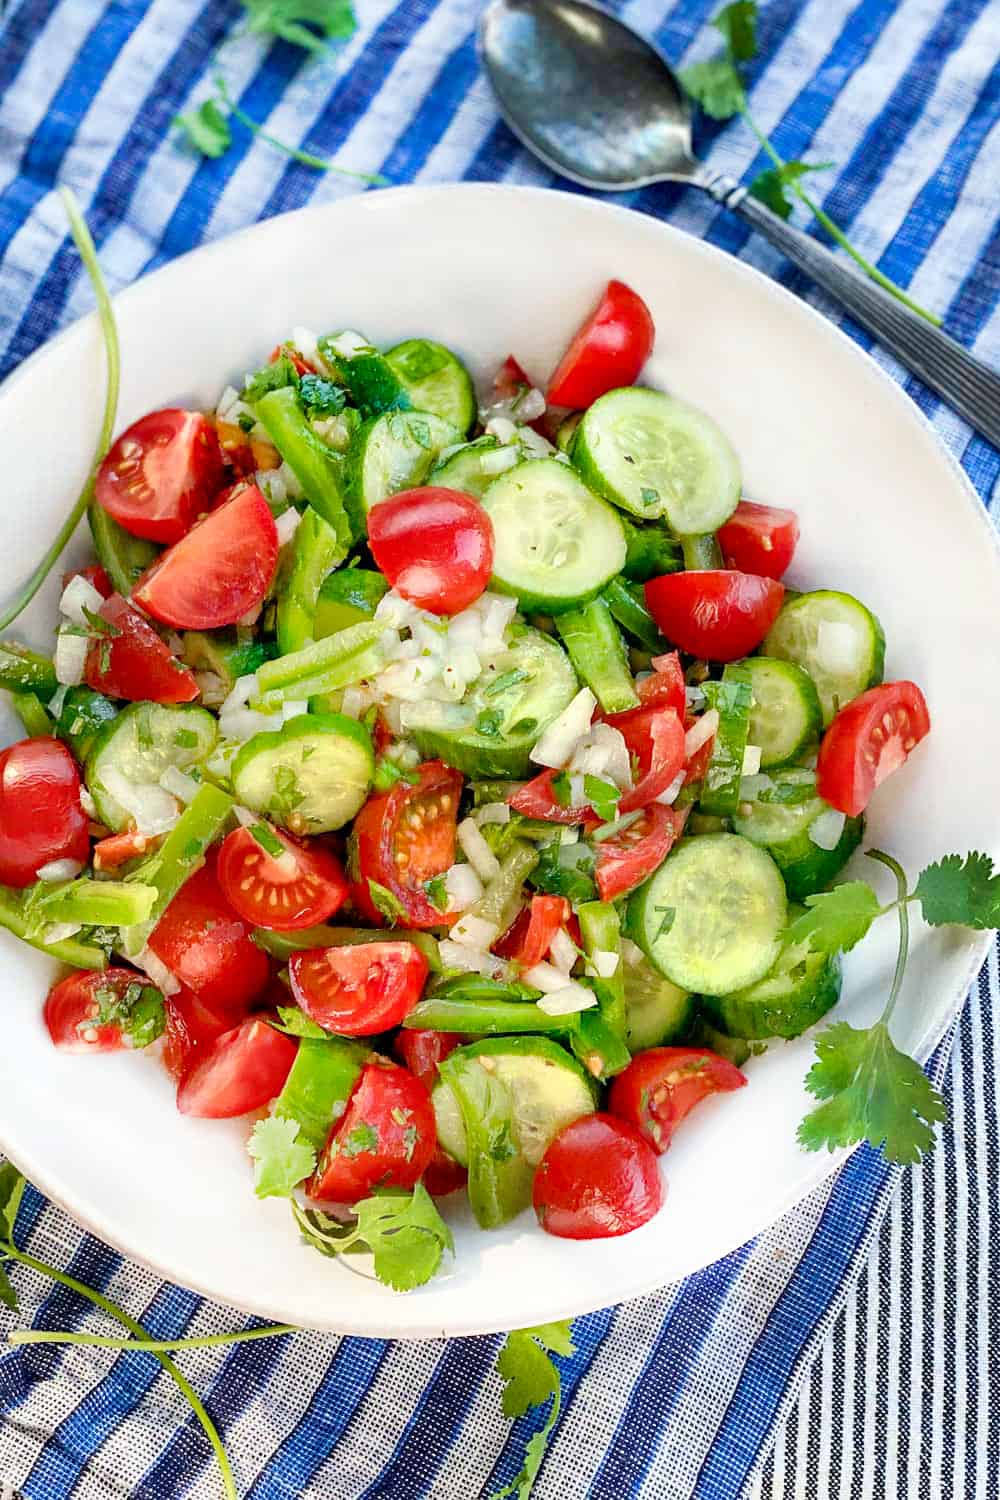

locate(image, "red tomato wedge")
(719, 500), (800, 580)
(636, 651), (686, 714)
(606, 706), (686, 814)
(309, 1060), (436, 1204)
(176, 1016), (297, 1118)
(816, 681), (931, 817)
(494, 895), (570, 968)
(217, 825), (349, 931)
(350, 761), (462, 929)
(148, 852), (270, 1012)
(44, 968), (157, 1053)
(132, 484), (279, 630)
(645, 570), (785, 661)
(290, 941), (428, 1036)
(84, 593), (199, 704)
(608, 1046), (747, 1154)
(394, 1030), (468, 1197)
(162, 984), (250, 1080)
(547, 281), (655, 409)
(367, 487), (494, 616)
(494, 355), (533, 403)
(0, 736), (89, 887)
(533, 1113), (662, 1239)
(594, 804), (687, 902)
(508, 769), (598, 827)
(95, 409), (225, 544)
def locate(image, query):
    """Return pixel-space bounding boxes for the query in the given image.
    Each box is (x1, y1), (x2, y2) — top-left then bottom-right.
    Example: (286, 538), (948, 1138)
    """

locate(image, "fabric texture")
(0, 0), (998, 1495)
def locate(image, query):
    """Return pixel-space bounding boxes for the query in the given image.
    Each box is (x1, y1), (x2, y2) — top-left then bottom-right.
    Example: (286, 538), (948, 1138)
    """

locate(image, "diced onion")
(161, 766), (200, 804)
(684, 709), (719, 760)
(590, 949), (620, 979)
(621, 938), (644, 968)
(99, 769), (180, 836)
(43, 922), (83, 944)
(234, 805), (259, 827)
(536, 984), (598, 1016)
(475, 802), (511, 827)
(438, 940), (511, 980)
(59, 573), (106, 626)
(275, 507), (302, 547)
(522, 960), (574, 994)
(515, 387), (547, 422)
(444, 862), (484, 913)
(742, 744), (762, 777)
(36, 858), (84, 883)
(655, 771), (686, 806)
(323, 329), (372, 360)
(450, 913), (500, 950)
(457, 818), (502, 882)
(568, 723), (633, 790)
(816, 620), (858, 675)
(291, 326), (321, 366)
(54, 630), (88, 686)
(132, 946), (181, 996)
(808, 807), (847, 850)
(530, 688), (597, 769)
(516, 424), (556, 458)
(480, 445), (521, 476)
(485, 416), (518, 443)
(79, 787), (98, 819)
(548, 926), (579, 975)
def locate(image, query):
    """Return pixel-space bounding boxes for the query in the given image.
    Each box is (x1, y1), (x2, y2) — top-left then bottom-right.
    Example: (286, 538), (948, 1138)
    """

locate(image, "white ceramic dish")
(1, 184), (998, 1338)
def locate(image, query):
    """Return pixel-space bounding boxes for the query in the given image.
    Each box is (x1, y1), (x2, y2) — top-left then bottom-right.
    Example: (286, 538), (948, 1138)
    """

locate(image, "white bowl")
(1, 185), (998, 1339)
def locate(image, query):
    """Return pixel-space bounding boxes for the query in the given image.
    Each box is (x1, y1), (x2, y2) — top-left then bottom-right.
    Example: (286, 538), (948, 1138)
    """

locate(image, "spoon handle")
(699, 172), (1000, 450)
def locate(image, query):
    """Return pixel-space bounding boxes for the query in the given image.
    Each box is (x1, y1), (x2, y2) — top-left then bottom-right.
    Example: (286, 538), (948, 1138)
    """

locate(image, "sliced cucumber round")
(481, 457), (627, 614)
(572, 387), (741, 534)
(630, 833), (787, 996)
(763, 589), (885, 726)
(732, 768), (864, 900)
(432, 1036), (596, 1167)
(429, 436), (508, 499)
(385, 339), (476, 435)
(743, 657), (823, 769)
(232, 713), (374, 834)
(86, 702), (217, 832)
(314, 568), (388, 639)
(623, 953), (693, 1051)
(345, 409), (462, 529)
(555, 412), (582, 453)
(409, 626), (577, 778)
(702, 943), (842, 1040)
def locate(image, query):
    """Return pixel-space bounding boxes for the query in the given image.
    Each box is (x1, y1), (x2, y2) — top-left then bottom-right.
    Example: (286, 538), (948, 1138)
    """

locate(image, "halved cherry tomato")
(132, 484), (279, 630)
(84, 593), (199, 704)
(0, 737), (89, 887)
(508, 769), (599, 827)
(162, 984), (249, 1080)
(269, 343), (316, 376)
(148, 852), (270, 1012)
(92, 829), (163, 872)
(606, 706), (685, 814)
(546, 281), (655, 409)
(719, 500), (799, 580)
(394, 1029), (467, 1196)
(645, 570), (785, 661)
(289, 940), (428, 1035)
(95, 409), (225, 544)
(533, 1113), (662, 1239)
(217, 825), (349, 931)
(636, 651), (686, 714)
(594, 804), (687, 902)
(367, 487), (494, 616)
(62, 564), (112, 599)
(494, 355), (533, 403)
(350, 761), (462, 929)
(44, 967), (153, 1053)
(816, 681), (931, 817)
(176, 1016), (297, 1118)
(608, 1046), (747, 1154)
(494, 895), (570, 968)
(308, 1059), (436, 1203)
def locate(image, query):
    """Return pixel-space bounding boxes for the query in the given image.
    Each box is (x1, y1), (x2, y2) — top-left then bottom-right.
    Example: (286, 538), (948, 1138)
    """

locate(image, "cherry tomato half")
(508, 769), (599, 827)
(719, 500), (800, 580)
(605, 706), (685, 814)
(84, 593), (199, 704)
(816, 681), (931, 817)
(494, 895), (570, 968)
(608, 1046), (747, 1154)
(44, 967), (154, 1053)
(0, 737), (89, 887)
(533, 1113), (662, 1239)
(645, 570), (785, 661)
(367, 487), (494, 616)
(350, 761), (462, 929)
(546, 281), (655, 409)
(162, 984), (251, 1080)
(132, 484), (279, 630)
(594, 804), (687, 903)
(290, 940), (429, 1036)
(394, 1029), (468, 1196)
(308, 1059), (436, 1204)
(95, 409), (225, 544)
(217, 825), (349, 931)
(176, 1016), (297, 1118)
(148, 852), (271, 1013)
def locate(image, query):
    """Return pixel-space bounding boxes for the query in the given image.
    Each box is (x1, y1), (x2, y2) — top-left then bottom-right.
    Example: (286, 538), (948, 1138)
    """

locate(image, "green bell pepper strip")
(253, 924), (441, 972)
(253, 386), (353, 547)
(54, 686), (118, 760)
(556, 598), (638, 715)
(618, 517), (683, 582)
(277, 508), (348, 657)
(12, 692), (55, 738)
(121, 784), (234, 955)
(577, 901), (627, 1041)
(27, 878), (157, 929)
(180, 632), (275, 698)
(601, 577), (668, 654)
(403, 996), (577, 1036)
(0, 642), (58, 699)
(273, 1036), (369, 1153)
(699, 665), (754, 819)
(681, 533), (724, 571)
(470, 840), (539, 932)
(256, 620), (385, 700)
(569, 1007), (632, 1081)
(314, 568), (388, 639)
(437, 1052), (534, 1229)
(0, 885), (107, 969)
(88, 503), (159, 596)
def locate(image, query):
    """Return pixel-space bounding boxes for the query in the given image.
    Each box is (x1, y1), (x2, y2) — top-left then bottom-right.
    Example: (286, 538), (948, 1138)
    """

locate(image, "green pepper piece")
(88, 503), (159, 595)
(121, 784), (234, 955)
(180, 632), (276, 702)
(12, 692), (55, 737)
(618, 516), (683, 583)
(470, 840), (539, 932)
(404, 996), (576, 1036)
(274, 1036), (368, 1152)
(0, 885), (107, 969)
(556, 598), (638, 715)
(699, 664), (754, 819)
(438, 1052), (534, 1229)
(0, 641), (58, 699)
(681, 533), (724, 571)
(253, 924), (441, 972)
(601, 577), (668, 654)
(255, 620), (387, 703)
(253, 386), (352, 546)
(54, 686), (118, 759)
(27, 878), (157, 930)
(577, 900), (627, 1041)
(277, 507), (348, 656)
(569, 1007), (632, 1081)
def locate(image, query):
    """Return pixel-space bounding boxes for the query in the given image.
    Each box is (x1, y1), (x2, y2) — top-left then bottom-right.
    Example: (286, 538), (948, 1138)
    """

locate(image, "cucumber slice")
(555, 412), (581, 453)
(385, 339), (476, 435)
(763, 590), (885, 725)
(630, 833), (787, 995)
(699, 664), (753, 818)
(433, 1036), (596, 1168)
(732, 769), (865, 901)
(481, 457), (627, 614)
(572, 387), (741, 533)
(338, 351), (410, 417)
(86, 703), (217, 832)
(346, 409), (462, 530)
(429, 436), (509, 499)
(314, 568), (388, 638)
(181, 631), (275, 703)
(742, 657), (822, 769)
(409, 626), (577, 777)
(232, 713), (374, 834)
(55, 687), (118, 761)
(623, 953), (694, 1051)
(702, 944), (842, 1040)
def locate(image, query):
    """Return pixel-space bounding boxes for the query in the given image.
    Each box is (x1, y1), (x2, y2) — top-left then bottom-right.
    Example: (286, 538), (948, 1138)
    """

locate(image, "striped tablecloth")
(0, 0), (998, 1495)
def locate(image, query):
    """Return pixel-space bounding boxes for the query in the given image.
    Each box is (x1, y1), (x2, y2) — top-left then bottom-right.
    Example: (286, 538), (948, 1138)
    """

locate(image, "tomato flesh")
(546, 281), (655, 409)
(162, 984), (251, 1080)
(176, 1016), (297, 1118)
(95, 409), (225, 544)
(217, 825), (349, 931)
(62, 564), (112, 599)
(308, 1059), (436, 1204)
(132, 484), (279, 630)
(594, 804), (686, 903)
(367, 487), (494, 616)
(494, 895), (570, 968)
(719, 500), (799, 580)
(148, 852), (270, 1012)
(350, 761), (462, 929)
(290, 940), (428, 1035)
(606, 705), (685, 814)
(84, 593), (199, 704)
(636, 651), (686, 714)
(0, 736), (89, 887)
(44, 968), (149, 1053)
(645, 570), (785, 661)
(816, 681), (931, 817)
(533, 1113), (662, 1239)
(508, 769), (599, 827)
(608, 1046), (747, 1154)
(394, 1029), (467, 1196)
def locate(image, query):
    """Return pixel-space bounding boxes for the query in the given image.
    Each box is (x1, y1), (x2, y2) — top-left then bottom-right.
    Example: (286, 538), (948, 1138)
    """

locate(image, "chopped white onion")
(54, 630), (88, 686)
(516, 424), (556, 458)
(99, 769), (180, 836)
(568, 722), (633, 790)
(485, 416), (518, 443)
(281, 700), (310, 724)
(132, 946), (181, 996)
(816, 620), (858, 675)
(475, 802), (511, 827)
(621, 938), (644, 968)
(685, 709), (719, 760)
(655, 770), (687, 806)
(742, 743), (763, 777)
(438, 940), (511, 980)
(291, 325), (321, 366)
(79, 786), (98, 820)
(522, 960), (576, 994)
(323, 329), (372, 360)
(514, 387), (547, 422)
(36, 858), (84, 883)
(739, 773), (775, 800)
(443, 862), (484, 913)
(47, 683), (70, 720)
(450, 912), (500, 950)
(457, 818), (502, 882)
(42, 922), (83, 944)
(234, 805), (259, 827)
(479, 445), (521, 476)
(160, 766), (200, 804)
(194, 670), (227, 708)
(548, 926), (579, 975)
(808, 807), (847, 850)
(237, 602), (263, 628)
(536, 984), (598, 1017)
(275, 507), (302, 547)
(589, 949), (620, 979)
(530, 688), (597, 768)
(59, 573), (106, 627)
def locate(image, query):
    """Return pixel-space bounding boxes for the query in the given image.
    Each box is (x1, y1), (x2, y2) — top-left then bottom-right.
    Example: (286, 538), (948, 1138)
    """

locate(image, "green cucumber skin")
(762, 590), (886, 726)
(274, 1037), (368, 1153)
(773, 815), (864, 901)
(428, 437), (503, 499)
(88, 502), (159, 595)
(232, 713), (374, 835)
(623, 960), (694, 1051)
(385, 339), (477, 435)
(345, 410), (461, 532)
(85, 702), (217, 832)
(742, 657), (823, 769)
(702, 950), (842, 1041)
(698, 665), (753, 819)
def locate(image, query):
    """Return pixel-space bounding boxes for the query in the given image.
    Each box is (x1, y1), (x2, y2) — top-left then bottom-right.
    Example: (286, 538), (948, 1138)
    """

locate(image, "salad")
(0, 276), (935, 1291)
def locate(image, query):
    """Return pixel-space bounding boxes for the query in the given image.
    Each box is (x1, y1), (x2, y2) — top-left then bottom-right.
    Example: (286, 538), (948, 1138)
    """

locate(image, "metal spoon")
(480, 0), (1000, 450)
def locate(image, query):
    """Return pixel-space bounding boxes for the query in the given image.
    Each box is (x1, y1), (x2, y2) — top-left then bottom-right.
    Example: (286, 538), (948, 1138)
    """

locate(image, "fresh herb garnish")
(270, 1004), (329, 1039)
(173, 728), (199, 749)
(248, 1116), (317, 1198)
(653, 904), (675, 941)
(340, 1121), (379, 1158)
(531, 840), (597, 903)
(492, 1321), (575, 1500)
(373, 756), (420, 791)
(89, 980), (165, 1049)
(239, 0), (357, 51)
(477, 708), (504, 738)
(292, 1184), (454, 1291)
(244, 354), (299, 403)
(270, 765), (305, 815)
(550, 771), (573, 808)
(425, 874), (450, 913)
(484, 668), (529, 700)
(583, 775), (619, 824)
(298, 373), (347, 415)
(368, 878), (406, 926)
(249, 822), (287, 859)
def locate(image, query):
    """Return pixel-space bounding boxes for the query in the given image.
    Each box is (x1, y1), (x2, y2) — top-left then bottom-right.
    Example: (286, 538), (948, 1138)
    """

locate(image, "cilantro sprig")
(292, 1185), (454, 1292)
(492, 1321), (575, 1500)
(680, 2), (939, 325)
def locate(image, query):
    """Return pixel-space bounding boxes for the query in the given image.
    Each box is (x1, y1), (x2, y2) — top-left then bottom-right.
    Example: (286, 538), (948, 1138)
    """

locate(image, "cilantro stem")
(0, 188), (120, 631)
(8, 1322), (295, 1352)
(213, 76), (387, 185)
(867, 849), (910, 1022)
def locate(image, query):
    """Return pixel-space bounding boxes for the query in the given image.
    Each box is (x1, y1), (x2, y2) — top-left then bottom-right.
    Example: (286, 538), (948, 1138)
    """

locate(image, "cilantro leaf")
(781, 881), (881, 957)
(239, 0), (357, 52)
(248, 1117), (317, 1198)
(340, 1122), (379, 1158)
(425, 874), (449, 914)
(713, 0), (757, 61)
(352, 1185), (454, 1292)
(492, 1321), (575, 1500)
(798, 1020), (947, 1163)
(914, 851), (1000, 930)
(583, 775), (619, 824)
(678, 58), (745, 119)
(271, 1005), (329, 1040)
(298, 374), (347, 416)
(0, 1264), (16, 1312)
(749, 159), (833, 220)
(174, 99), (232, 158)
(0, 1164), (25, 1244)
(531, 841), (597, 903)
(368, 878), (406, 926)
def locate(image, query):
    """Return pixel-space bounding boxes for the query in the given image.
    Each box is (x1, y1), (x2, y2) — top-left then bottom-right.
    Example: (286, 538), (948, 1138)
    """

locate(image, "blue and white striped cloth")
(0, 0), (998, 1494)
